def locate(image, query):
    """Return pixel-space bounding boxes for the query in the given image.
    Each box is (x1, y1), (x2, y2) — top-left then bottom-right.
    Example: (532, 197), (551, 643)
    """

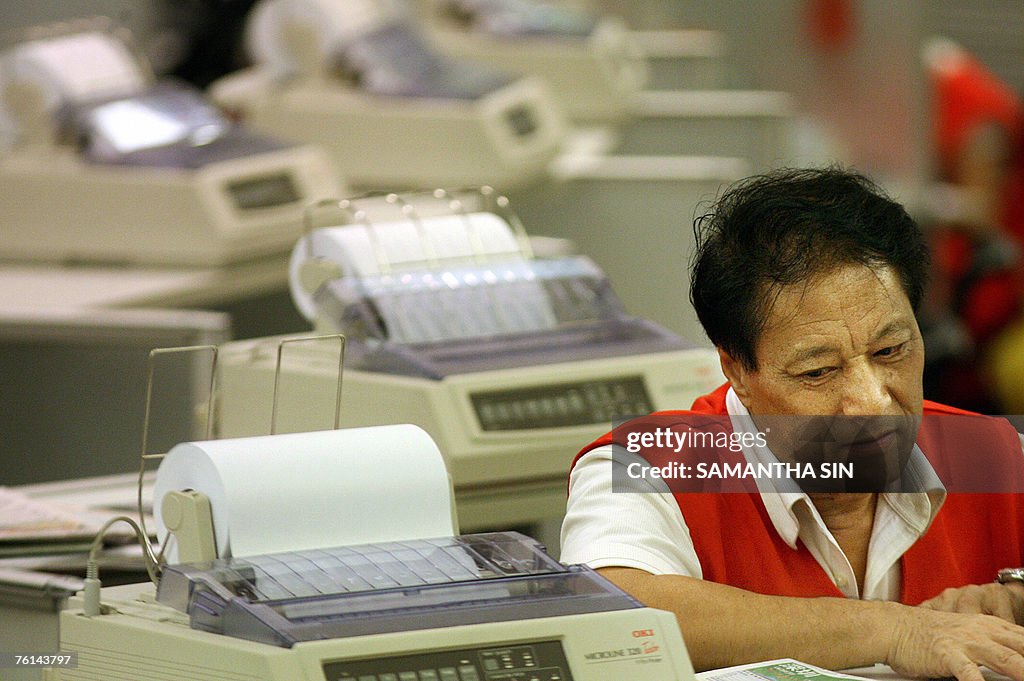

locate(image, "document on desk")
(698, 659), (873, 681)
(0, 486), (142, 555)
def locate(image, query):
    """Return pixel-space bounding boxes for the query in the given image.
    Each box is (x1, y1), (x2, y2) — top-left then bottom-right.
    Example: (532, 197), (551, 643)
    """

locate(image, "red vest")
(572, 384), (1024, 604)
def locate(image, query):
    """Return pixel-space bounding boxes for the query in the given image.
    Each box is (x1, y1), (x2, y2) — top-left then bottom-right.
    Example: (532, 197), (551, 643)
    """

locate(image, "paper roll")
(288, 211), (559, 343)
(153, 425), (456, 560)
(7, 31), (146, 105)
(290, 211), (525, 316)
(246, 0), (403, 78)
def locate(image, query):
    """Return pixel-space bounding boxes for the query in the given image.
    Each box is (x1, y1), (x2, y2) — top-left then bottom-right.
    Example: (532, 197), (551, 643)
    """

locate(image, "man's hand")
(888, 602), (1024, 681)
(597, 567), (1024, 681)
(918, 583), (1024, 624)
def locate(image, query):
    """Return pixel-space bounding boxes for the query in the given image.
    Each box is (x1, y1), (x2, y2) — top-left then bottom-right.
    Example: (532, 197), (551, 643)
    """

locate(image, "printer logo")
(584, 650), (630, 660)
(583, 630), (663, 664)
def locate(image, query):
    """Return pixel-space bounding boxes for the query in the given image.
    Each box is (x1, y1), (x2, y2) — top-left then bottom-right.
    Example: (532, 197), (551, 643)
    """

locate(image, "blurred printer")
(419, 0), (648, 123)
(215, 188), (723, 532)
(209, 0), (567, 189)
(0, 22), (341, 265)
(59, 426), (696, 680)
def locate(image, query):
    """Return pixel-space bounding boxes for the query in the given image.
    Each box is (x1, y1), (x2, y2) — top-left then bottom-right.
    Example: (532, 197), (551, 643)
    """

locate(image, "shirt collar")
(724, 386), (946, 549)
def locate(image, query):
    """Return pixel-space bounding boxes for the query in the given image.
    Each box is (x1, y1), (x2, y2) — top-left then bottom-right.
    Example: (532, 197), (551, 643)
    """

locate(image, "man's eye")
(875, 343), (905, 358)
(802, 368), (832, 379)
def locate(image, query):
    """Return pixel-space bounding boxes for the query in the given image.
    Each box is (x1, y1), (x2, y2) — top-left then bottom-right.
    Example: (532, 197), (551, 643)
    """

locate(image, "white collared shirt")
(560, 387), (947, 600)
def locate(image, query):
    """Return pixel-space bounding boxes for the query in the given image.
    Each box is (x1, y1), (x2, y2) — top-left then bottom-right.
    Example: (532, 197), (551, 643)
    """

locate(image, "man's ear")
(718, 348), (752, 404)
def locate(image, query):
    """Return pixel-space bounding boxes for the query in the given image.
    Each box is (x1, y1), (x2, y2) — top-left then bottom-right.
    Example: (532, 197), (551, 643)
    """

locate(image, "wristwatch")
(996, 567), (1024, 584)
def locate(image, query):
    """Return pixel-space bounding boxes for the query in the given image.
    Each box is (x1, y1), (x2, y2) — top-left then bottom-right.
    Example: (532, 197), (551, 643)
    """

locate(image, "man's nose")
(840, 361), (893, 416)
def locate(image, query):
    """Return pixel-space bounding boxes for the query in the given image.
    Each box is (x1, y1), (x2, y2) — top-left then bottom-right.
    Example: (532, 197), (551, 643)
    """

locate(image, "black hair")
(689, 167), (929, 371)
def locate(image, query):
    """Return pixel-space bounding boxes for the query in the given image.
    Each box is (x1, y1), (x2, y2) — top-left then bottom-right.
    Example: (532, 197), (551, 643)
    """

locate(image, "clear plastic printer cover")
(444, 0), (599, 38)
(313, 254), (692, 379)
(71, 81), (291, 168)
(336, 21), (515, 99)
(157, 531), (640, 648)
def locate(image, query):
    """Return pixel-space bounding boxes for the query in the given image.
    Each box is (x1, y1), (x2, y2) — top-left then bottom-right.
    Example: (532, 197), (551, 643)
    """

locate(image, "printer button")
(457, 665), (481, 681)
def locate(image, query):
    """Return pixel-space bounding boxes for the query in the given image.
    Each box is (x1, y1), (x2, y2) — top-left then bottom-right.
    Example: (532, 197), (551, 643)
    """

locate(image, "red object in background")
(805, 0), (855, 51)
(928, 42), (1024, 351)
(1002, 160), (1024, 247)
(931, 46), (1022, 182)
(932, 229), (1023, 346)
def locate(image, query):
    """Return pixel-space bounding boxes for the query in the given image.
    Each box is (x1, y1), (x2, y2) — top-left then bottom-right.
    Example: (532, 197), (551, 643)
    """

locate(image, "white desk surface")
(0, 253), (290, 313)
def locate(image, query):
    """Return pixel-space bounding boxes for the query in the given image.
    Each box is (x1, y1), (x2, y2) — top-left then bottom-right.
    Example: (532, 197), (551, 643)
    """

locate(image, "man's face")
(723, 264), (925, 490)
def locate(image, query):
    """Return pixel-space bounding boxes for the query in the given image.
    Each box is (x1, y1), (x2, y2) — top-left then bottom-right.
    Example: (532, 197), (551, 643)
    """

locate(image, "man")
(561, 167), (1024, 681)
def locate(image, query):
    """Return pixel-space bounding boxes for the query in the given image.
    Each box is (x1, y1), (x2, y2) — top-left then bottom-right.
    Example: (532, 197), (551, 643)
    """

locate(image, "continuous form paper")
(152, 425), (456, 561)
(697, 659), (875, 681)
(0, 488), (138, 542)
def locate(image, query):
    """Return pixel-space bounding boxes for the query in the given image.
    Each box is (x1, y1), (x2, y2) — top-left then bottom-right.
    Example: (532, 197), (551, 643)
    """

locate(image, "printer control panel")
(324, 640), (573, 681)
(504, 105), (538, 138)
(470, 376), (653, 431)
(225, 172), (301, 210)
